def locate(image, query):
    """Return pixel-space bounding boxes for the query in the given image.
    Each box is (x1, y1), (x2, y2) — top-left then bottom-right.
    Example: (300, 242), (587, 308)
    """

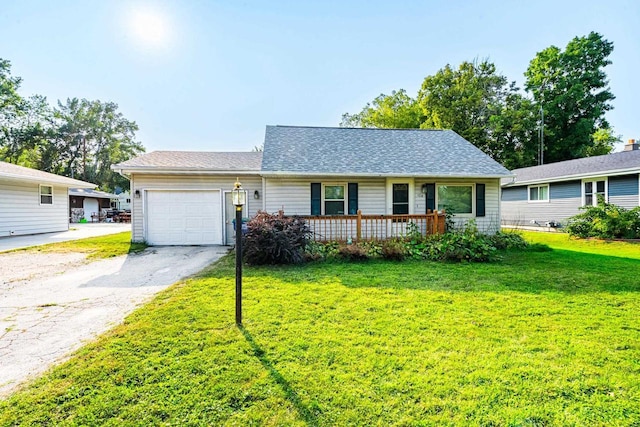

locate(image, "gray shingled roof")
(502, 149), (640, 186)
(112, 151), (263, 172)
(261, 126), (511, 177)
(0, 161), (95, 188)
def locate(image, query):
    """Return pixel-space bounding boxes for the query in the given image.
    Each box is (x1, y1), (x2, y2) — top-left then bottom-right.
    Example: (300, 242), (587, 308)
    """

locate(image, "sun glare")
(127, 6), (171, 49)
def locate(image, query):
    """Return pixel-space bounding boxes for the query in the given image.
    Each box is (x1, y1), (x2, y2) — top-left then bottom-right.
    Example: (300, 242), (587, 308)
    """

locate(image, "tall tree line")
(0, 59), (144, 191)
(341, 32), (619, 169)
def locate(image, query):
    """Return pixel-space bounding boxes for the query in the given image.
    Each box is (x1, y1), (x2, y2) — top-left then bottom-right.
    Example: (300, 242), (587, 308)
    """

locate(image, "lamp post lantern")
(232, 179), (246, 325)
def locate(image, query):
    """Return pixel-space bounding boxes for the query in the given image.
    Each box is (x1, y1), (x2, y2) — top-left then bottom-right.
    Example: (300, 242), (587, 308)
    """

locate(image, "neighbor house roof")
(112, 151), (263, 174)
(69, 188), (118, 199)
(502, 149), (640, 187)
(0, 161), (95, 188)
(261, 126), (512, 177)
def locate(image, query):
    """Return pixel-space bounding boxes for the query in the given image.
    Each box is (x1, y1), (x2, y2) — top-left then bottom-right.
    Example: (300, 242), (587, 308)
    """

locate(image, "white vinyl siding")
(265, 178), (387, 216)
(0, 179), (69, 237)
(266, 177), (501, 234)
(130, 174), (262, 243)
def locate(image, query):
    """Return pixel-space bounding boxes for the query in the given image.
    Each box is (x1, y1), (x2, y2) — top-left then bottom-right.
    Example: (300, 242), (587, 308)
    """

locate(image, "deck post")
(433, 210), (438, 235)
(356, 210), (362, 242)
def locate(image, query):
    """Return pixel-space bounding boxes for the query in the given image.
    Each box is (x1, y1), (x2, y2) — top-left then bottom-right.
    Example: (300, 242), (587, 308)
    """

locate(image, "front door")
(224, 192), (247, 245)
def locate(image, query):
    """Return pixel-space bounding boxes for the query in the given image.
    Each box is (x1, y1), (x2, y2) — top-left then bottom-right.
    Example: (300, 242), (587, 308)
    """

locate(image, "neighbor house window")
(437, 185), (472, 214)
(583, 179), (606, 206)
(528, 184), (549, 202)
(392, 183), (409, 214)
(39, 185), (53, 205)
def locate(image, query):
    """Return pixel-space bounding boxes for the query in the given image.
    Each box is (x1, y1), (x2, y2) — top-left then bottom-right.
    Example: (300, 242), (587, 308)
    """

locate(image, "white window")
(324, 184), (345, 215)
(39, 185), (53, 205)
(437, 185), (473, 214)
(583, 179), (607, 206)
(528, 184), (549, 202)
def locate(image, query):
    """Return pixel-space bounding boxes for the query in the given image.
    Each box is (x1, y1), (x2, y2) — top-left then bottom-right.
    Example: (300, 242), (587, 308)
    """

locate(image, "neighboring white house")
(111, 190), (132, 211)
(69, 188), (119, 222)
(0, 161), (95, 237)
(112, 126), (512, 246)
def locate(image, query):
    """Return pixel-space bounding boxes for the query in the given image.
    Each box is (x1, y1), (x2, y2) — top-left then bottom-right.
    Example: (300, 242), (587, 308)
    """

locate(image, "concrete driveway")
(0, 245), (229, 398)
(0, 223), (132, 252)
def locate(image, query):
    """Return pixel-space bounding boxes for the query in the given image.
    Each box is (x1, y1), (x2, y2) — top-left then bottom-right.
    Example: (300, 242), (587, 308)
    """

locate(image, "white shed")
(0, 161), (95, 237)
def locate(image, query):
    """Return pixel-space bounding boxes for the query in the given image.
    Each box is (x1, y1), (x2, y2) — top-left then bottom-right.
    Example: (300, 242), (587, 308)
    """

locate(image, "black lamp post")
(232, 179), (246, 325)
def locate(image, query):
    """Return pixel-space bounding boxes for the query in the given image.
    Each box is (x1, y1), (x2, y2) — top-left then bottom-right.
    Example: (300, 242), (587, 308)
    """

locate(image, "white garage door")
(146, 190), (222, 245)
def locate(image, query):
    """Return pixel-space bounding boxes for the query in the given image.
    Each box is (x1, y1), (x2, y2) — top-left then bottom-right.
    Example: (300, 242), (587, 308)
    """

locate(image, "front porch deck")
(288, 209), (447, 242)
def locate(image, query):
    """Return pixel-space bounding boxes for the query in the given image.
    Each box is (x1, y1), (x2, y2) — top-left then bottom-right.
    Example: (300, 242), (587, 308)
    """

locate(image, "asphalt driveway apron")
(0, 245), (228, 398)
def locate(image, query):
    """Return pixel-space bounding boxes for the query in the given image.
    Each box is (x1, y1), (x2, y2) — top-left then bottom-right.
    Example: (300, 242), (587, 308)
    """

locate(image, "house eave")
(502, 167), (640, 187)
(0, 172), (96, 188)
(112, 166), (262, 176)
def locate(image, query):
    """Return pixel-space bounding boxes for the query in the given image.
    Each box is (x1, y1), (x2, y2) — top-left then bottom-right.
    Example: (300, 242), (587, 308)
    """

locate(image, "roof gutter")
(0, 172), (95, 188)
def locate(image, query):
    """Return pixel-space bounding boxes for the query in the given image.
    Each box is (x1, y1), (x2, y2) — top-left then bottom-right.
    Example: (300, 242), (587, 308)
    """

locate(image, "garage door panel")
(146, 190), (221, 245)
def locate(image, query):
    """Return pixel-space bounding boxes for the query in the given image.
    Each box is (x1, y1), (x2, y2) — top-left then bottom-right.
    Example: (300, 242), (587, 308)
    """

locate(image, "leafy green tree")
(417, 60), (511, 156)
(588, 127), (621, 157)
(487, 89), (539, 170)
(0, 59), (22, 111)
(1, 58), (145, 190)
(340, 89), (422, 128)
(524, 32), (615, 163)
(0, 60), (54, 167)
(51, 98), (144, 190)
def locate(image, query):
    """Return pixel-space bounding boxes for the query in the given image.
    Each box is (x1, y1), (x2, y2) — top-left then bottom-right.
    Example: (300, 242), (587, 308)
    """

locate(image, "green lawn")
(4, 232), (146, 259)
(1, 233), (639, 426)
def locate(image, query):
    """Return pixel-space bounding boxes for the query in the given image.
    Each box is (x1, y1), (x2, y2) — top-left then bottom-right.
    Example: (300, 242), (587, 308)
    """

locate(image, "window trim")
(436, 183), (474, 216)
(582, 177), (608, 207)
(527, 184), (550, 203)
(39, 184), (54, 205)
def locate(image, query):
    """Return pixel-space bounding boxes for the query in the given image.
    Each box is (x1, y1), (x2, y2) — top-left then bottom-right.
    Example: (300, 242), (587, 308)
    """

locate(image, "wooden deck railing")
(286, 209), (446, 242)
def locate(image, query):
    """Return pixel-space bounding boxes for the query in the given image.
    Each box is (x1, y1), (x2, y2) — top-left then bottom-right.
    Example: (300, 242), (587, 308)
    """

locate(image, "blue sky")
(1, 0), (638, 153)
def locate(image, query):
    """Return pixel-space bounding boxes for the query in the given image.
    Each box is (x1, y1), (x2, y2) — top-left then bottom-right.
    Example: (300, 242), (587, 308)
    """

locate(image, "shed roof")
(112, 151), (263, 173)
(502, 149), (640, 186)
(261, 126), (511, 177)
(69, 188), (119, 199)
(0, 161), (95, 188)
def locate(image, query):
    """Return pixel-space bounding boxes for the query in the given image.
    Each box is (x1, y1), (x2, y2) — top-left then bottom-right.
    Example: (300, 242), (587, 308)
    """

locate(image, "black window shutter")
(348, 183), (358, 214)
(311, 183), (321, 215)
(476, 183), (486, 217)
(424, 183), (435, 212)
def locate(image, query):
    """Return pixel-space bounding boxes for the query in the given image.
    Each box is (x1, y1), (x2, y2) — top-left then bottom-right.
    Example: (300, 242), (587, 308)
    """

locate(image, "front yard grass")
(1, 233), (639, 425)
(7, 232), (146, 259)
